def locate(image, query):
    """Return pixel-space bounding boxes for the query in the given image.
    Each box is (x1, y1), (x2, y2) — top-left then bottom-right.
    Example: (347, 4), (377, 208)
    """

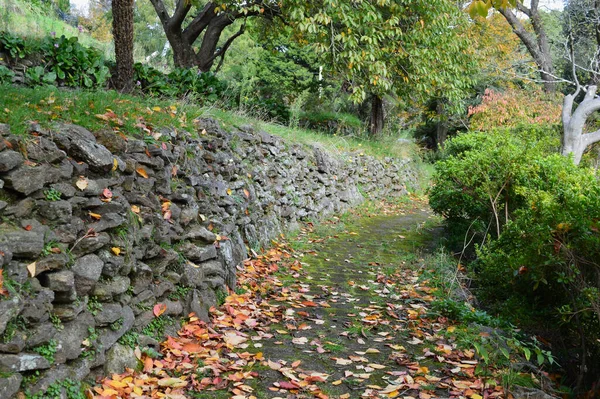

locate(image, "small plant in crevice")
(49, 313), (64, 331)
(24, 377), (86, 399)
(81, 327), (100, 359)
(141, 315), (176, 341)
(43, 188), (62, 201)
(118, 331), (139, 349)
(87, 296), (102, 316)
(1, 316), (26, 343)
(110, 317), (124, 331)
(167, 285), (191, 301)
(216, 288), (228, 307)
(33, 339), (58, 363)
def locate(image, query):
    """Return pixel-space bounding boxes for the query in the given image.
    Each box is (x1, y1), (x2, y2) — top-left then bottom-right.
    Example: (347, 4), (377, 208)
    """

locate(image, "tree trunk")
(562, 86), (600, 164)
(436, 101), (448, 149)
(370, 95), (384, 136)
(112, 0), (135, 92)
(499, 2), (556, 92)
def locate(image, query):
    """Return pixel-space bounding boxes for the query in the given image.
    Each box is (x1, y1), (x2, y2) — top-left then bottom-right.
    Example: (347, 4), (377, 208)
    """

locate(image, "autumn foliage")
(468, 88), (562, 131)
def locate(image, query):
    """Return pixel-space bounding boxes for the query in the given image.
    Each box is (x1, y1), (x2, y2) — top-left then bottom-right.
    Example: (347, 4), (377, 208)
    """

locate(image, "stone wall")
(0, 118), (416, 397)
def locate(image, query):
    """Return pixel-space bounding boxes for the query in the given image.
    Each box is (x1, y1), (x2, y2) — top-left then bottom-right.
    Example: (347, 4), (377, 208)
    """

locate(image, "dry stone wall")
(0, 118), (416, 397)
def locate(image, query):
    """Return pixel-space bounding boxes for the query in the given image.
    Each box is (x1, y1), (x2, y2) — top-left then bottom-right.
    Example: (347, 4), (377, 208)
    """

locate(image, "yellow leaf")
(112, 158), (118, 172)
(111, 247), (121, 256)
(131, 205), (140, 213)
(27, 262), (36, 277)
(470, 395), (483, 399)
(89, 212), (102, 220)
(152, 106), (161, 112)
(447, 326), (456, 333)
(136, 167), (149, 178)
(332, 380), (342, 386)
(226, 188), (232, 195)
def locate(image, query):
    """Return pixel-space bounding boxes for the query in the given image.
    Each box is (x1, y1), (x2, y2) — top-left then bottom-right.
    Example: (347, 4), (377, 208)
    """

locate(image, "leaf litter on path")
(92, 200), (507, 399)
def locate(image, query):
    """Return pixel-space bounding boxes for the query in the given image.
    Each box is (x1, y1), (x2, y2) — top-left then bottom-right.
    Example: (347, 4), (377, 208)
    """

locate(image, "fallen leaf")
(76, 177), (88, 190)
(153, 303), (167, 317)
(26, 262), (36, 277)
(111, 247), (121, 256)
(88, 212), (102, 220)
(136, 167), (149, 178)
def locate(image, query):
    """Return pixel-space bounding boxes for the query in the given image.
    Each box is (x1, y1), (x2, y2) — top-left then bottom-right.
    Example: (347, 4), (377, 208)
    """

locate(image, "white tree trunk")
(562, 85), (600, 165)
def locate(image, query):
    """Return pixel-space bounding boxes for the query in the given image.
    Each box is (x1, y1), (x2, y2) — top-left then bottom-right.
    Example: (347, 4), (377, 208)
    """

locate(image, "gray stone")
(510, 387), (559, 399)
(163, 299), (183, 316)
(55, 312), (95, 362)
(71, 254), (104, 296)
(0, 228), (44, 258)
(0, 296), (23, 336)
(25, 322), (58, 348)
(131, 262), (153, 295)
(0, 150), (23, 172)
(147, 248), (179, 275)
(4, 165), (58, 195)
(37, 200), (72, 223)
(180, 261), (204, 288)
(71, 232), (110, 256)
(28, 357), (92, 395)
(0, 372), (22, 399)
(0, 353), (50, 372)
(38, 270), (74, 293)
(91, 276), (130, 301)
(94, 303), (123, 326)
(35, 253), (70, 275)
(98, 305), (134, 350)
(187, 289), (210, 322)
(21, 288), (54, 323)
(0, 331), (26, 353)
(180, 242), (217, 263)
(53, 124), (115, 171)
(53, 300), (87, 321)
(104, 343), (138, 375)
(26, 137), (66, 163)
(88, 212), (125, 233)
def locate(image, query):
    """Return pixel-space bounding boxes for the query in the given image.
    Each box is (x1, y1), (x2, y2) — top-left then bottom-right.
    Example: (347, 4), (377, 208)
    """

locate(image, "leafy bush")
(0, 31), (28, 60)
(430, 127), (600, 388)
(133, 63), (226, 104)
(299, 111), (363, 135)
(0, 65), (15, 84)
(40, 35), (109, 88)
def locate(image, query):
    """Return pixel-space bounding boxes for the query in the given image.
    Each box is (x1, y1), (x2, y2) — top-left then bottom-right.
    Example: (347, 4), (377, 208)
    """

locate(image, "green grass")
(0, 84), (422, 160)
(0, 0), (113, 58)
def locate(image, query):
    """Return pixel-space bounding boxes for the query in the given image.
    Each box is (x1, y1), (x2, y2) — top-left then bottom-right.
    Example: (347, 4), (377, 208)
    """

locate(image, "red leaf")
(24, 225), (32, 231)
(277, 381), (298, 390)
(102, 188), (113, 199)
(153, 303), (167, 317)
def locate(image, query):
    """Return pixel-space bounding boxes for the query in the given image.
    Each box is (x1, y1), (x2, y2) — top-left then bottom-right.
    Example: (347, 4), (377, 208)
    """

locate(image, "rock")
(180, 261), (204, 287)
(183, 225), (217, 243)
(20, 288), (54, 323)
(0, 228), (44, 258)
(4, 197), (36, 218)
(0, 331), (26, 353)
(179, 242), (217, 263)
(88, 212), (125, 233)
(0, 372), (22, 399)
(131, 262), (153, 295)
(25, 322), (58, 348)
(98, 305), (134, 349)
(26, 137), (66, 163)
(53, 299), (87, 321)
(187, 289), (210, 322)
(55, 312), (95, 362)
(0, 296), (23, 336)
(4, 164), (59, 195)
(38, 270), (74, 293)
(202, 259), (226, 290)
(37, 200), (72, 223)
(71, 254), (104, 296)
(146, 248), (179, 275)
(104, 343), (138, 375)
(510, 387), (559, 399)
(28, 357), (92, 395)
(53, 124), (115, 171)
(35, 253), (70, 275)
(0, 150), (23, 172)
(0, 353), (51, 372)
(71, 232), (110, 256)
(91, 276), (130, 301)
(94, 303), (123, 326)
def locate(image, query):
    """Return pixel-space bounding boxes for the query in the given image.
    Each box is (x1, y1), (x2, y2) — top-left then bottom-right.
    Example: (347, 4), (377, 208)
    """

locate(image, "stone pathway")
(93, 200), (506, 399)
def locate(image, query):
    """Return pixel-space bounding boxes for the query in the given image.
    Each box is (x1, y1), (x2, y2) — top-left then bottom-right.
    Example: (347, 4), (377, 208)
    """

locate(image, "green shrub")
(429, 126), (600, 388)
(299, 111), (363, 135)
(0, 65), (15, 84)
(0, 31), (28, 60)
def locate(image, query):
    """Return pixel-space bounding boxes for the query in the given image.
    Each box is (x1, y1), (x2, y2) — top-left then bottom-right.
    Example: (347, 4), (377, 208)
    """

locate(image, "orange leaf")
(153, 303), (167, 317)
(136, 167), (149, 178)
(88, 212), (102, 220)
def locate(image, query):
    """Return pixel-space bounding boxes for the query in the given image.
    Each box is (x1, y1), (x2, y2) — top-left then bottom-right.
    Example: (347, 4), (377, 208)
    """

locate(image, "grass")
(0, 84), (422, 160)
(0, 0), (113, 58)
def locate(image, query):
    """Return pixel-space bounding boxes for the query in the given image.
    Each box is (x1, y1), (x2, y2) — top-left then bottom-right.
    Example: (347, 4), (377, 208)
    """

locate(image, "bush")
(133, 63), (226, 105)
(429, 127), (600, 389)
(299, 111), (363, 135)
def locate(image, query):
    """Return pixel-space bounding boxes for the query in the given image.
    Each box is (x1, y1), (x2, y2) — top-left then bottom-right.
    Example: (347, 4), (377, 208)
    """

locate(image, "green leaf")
(523, 347), (531, 361)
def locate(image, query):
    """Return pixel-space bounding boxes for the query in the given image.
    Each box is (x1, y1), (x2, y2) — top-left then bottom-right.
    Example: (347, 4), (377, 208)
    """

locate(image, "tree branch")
(207, 20), (246, 66)
(149, 0), (172, 25)
(182, 3), (216, 44)
(172, 0), (192, 29)
(583, 128), (600, 146)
